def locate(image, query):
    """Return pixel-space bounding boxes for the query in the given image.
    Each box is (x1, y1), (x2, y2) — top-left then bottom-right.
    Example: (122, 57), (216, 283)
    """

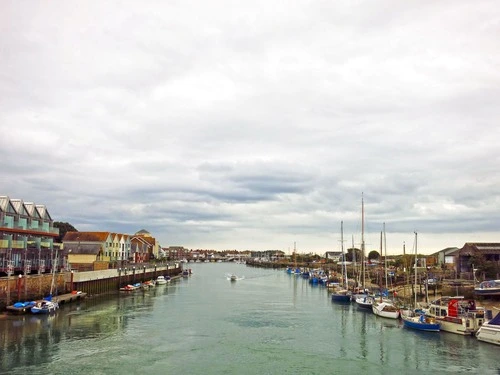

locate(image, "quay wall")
(0, 264), (182, 311)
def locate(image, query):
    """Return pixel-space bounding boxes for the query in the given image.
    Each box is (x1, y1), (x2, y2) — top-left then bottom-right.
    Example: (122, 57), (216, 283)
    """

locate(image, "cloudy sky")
(1, 1), (499, 255)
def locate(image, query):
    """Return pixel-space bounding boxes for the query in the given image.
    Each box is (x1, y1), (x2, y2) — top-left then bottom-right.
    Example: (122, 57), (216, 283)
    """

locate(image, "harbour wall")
(0, 264), (182, 310)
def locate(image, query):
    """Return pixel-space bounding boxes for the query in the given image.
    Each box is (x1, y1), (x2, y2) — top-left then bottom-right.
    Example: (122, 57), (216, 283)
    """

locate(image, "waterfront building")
(63, 231), (132, 271)
(456, 243), (500, 277)
(0, 195), (60, 276)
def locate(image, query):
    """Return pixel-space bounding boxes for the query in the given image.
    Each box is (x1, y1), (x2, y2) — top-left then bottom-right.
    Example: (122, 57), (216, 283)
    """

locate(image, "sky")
(1, 1), (499, 255)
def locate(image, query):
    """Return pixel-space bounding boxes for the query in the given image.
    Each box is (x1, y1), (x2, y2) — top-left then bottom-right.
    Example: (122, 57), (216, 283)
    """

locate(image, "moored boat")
(120, 283), (140, 291)
(355, 294), (375, 310)
(7, 300), (37, 314)
(31, 300), (59, 314)
(474, 280), (500, 296)
(156, 275), (168, 285)
(331, 289), (352, 303)
(332, 222), (351, 304)
(372, 300), (400, 319)
(425, 296), (485, 335)
(401, 311), (440, 332)
(476, 311), (500, 345)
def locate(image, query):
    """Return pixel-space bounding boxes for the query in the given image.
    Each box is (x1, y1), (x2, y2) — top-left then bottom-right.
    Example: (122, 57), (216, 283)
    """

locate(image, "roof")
(458, 243), (500, 255)
(429, 247), (460, 257)
(66, 243), (102, 255)
(63, 231), (111, 242)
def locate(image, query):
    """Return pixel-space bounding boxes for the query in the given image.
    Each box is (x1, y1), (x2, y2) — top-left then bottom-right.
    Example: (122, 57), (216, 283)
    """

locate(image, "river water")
(1, 263), (498, 375)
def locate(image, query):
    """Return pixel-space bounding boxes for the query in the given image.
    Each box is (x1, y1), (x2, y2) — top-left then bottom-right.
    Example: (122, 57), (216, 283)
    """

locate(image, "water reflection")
(0, 281), (176, 372)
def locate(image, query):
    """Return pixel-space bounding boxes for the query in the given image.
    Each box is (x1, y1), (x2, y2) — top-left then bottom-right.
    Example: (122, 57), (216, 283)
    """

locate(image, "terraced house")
(63, 231), (132, 271)
(0, 195), (60, 276)
(63, 229), (161, 271)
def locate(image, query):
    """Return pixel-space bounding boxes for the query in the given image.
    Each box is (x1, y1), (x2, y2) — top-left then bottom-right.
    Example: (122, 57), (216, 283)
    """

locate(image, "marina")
(1, 262), (499, 375)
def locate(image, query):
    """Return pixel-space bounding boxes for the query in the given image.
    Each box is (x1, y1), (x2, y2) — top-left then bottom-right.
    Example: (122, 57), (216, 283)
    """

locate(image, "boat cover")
(488, 312), (500, 325)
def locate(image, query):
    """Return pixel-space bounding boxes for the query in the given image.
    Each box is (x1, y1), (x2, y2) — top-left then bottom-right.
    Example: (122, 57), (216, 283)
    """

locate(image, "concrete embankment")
(0, 264), (181, 311)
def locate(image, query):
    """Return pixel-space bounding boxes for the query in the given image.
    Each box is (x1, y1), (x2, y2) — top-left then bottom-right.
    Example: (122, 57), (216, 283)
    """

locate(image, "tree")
(54, 222), (78, 243)
(368, 250), (380, 261)
(345, 247), (362, 262)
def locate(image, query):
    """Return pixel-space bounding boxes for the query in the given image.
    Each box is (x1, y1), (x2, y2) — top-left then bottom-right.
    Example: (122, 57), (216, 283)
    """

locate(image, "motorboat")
(474, 280), (500, 296)
(142, 280), (156, 289)
(230, 274), (237, 282)
(424, 296), (485, 335)
(156, 275), (169, 285)
(120, 283), (140, 291)
(476, 311), (500, 345)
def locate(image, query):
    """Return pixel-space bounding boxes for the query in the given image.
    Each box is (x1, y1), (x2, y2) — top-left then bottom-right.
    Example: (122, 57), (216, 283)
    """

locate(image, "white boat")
(424, 296), (485, 335)
(355, 294), (375, 310)
(372, 300), (400, 319)
(474, 280), (500, 296)
(156, 275), (169, 285)
(476, 311), (500, 345)
(31, 300), (59, 314)
(230, 274), (237, 282)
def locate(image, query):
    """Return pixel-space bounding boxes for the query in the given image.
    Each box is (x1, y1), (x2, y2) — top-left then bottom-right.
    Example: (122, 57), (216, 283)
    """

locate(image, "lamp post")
(17, 274), (22, 302)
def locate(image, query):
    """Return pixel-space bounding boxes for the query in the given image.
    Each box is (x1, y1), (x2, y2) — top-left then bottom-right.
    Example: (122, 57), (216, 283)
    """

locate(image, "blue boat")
(331, 290), (352, 303)
(402, 313), (440, 332)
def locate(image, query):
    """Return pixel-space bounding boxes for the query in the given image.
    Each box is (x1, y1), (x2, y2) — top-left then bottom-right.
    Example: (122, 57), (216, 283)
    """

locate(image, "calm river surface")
(1, 263), (499, 374)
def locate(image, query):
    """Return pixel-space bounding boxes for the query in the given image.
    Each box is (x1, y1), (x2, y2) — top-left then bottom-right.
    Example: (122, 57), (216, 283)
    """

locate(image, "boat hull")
(331, 294), (351, 303)
(474, 280), (500, 296)
(437, 318), (480, 336)
(476, 324), (500, 345)
(355, 296), (374, 310)
(402, 315), (440, 332)
(372, 302), (400, 319)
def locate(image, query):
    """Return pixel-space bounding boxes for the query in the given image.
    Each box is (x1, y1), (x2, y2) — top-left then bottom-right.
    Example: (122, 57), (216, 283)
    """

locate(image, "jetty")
(6, 291), (88, 314)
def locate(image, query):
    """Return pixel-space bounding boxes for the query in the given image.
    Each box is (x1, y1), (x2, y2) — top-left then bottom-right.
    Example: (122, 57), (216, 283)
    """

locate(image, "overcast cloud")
(1, 1), (499, 255)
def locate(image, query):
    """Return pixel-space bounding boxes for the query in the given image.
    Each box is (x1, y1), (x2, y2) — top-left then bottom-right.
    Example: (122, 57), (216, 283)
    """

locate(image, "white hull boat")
(476, 311), (500, 345)
(372, 301), (400, 319)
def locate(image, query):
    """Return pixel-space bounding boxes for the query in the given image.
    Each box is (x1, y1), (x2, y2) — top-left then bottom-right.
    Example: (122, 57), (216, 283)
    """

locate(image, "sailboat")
(331, 221), (352, 303)
(401, 232), (440, 331)
(31, 248), (59, 314)
(352, 194), (368, 302)
(372, 223), (400, 319)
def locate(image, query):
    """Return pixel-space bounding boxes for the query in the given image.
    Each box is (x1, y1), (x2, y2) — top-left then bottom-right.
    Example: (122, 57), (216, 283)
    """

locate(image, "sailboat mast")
(352, 235), (358, 289)
(414, 232), (418, 308)
(384, 223), (388, 292)
(50, 247), (58, 296)
(293, 242), (297, 268)
(361, 193), (365, 290)
(341, 221), (345, 288)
